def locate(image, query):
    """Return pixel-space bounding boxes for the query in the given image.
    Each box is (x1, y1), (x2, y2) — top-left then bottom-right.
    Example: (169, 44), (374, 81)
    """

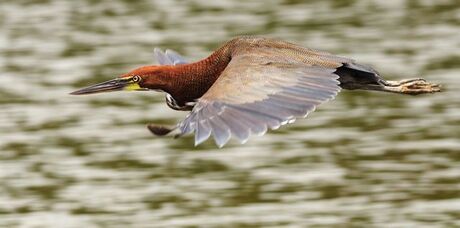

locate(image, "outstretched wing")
(153, 48), (188, 65)
(177, 38), (353, 147)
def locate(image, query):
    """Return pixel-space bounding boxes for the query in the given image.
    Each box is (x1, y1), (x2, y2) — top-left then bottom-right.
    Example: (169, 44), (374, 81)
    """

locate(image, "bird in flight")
(71, 36), (440, 147)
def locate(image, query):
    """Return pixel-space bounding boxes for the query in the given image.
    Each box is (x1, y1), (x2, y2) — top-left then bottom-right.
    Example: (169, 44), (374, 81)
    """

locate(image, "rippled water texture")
(1, 0), (459, 227)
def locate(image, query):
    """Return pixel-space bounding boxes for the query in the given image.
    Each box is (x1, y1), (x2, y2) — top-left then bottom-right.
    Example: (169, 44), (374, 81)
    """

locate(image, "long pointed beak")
(70, 78), (132, 95)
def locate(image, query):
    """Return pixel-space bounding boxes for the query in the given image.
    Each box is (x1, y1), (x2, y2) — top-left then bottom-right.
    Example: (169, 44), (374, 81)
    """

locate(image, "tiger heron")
(70, 36), (441, 147)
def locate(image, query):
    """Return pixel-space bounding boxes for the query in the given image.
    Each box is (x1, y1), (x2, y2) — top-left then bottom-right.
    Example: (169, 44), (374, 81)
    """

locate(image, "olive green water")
(1, 0), (459, 227)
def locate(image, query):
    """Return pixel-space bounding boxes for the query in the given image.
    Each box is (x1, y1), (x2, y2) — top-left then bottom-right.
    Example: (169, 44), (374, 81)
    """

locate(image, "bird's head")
(70, 65), (169, 95)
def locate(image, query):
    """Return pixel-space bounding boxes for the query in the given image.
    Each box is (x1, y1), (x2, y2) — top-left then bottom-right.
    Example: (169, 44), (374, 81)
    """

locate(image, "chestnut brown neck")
(144, 48), (232, 106)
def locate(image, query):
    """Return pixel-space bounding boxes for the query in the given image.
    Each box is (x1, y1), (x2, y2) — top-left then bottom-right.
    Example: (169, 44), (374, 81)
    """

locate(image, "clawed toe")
(380, 78), (441, 95)
(385, 78), (425, 86)
(399, 80), (441, 95)
(398, 78), (426, 84)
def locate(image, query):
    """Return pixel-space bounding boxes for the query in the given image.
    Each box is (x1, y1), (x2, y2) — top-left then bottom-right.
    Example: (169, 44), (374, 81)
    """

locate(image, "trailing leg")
(335, 64), (441, 95)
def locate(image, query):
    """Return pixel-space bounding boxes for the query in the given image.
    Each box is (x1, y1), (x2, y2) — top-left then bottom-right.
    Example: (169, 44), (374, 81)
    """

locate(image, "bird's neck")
(157, 48), (232, 106)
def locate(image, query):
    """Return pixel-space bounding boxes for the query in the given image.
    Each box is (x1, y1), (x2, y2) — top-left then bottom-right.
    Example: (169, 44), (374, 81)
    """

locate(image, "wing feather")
(165, 49), (188, 65)
(154, 48), (188, 65)
(208, 116), (232, 147)
(195, 117), (211, 145)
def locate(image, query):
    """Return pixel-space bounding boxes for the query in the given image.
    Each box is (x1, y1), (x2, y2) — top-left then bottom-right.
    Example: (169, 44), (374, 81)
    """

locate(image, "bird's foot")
(147, 124), (176, 136)
(383, 78), (441, 95)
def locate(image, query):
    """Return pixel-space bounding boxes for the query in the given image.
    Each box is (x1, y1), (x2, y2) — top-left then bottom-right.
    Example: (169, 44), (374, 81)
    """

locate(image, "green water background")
(0, 0), (459, 227)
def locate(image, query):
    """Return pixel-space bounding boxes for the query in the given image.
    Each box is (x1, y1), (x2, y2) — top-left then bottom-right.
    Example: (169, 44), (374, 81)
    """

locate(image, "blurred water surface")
(1, 0), (459, 227)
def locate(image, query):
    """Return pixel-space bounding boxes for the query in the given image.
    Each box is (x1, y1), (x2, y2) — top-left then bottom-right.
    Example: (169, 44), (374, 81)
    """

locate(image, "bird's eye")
(132, 75), (141, 82)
